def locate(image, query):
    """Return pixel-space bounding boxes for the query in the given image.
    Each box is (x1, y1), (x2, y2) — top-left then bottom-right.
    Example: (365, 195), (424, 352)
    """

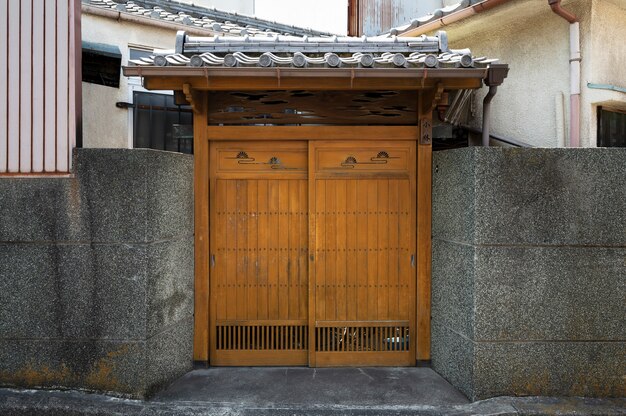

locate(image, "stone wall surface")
(0, 149), (194, 398)
(432, 148), (626, 400)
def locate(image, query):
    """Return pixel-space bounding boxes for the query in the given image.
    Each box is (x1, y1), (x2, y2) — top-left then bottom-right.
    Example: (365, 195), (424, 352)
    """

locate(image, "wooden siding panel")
(44, 0), (57, 172)
(32, 2), (45, 172)
(0, 1), (8, 172)
(7, 0), (20, 172)
(19, 0), (32, 173)
(56, 0), (69, 172)
(2, 0), (77, 174)
(68, 0), (78, 167)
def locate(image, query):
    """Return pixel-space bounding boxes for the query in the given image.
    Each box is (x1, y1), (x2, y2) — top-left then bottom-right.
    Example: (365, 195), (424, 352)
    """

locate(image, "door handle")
(411, 254), (415, 268)
(211, 254), (215, 268)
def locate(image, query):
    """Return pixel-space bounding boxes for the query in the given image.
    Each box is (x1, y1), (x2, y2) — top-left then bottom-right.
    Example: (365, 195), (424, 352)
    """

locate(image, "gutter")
(82, 4), (220, 37)
(122, 66), (490, 80)
(400, 0), (513, 37)
(549, 0), (581, 147)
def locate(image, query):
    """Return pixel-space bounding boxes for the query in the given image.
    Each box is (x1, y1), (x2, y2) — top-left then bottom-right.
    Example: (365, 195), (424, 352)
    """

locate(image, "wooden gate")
(209, 140), (416, 366)
(309, 141), (416, 366)
(209, 141), (309, 365)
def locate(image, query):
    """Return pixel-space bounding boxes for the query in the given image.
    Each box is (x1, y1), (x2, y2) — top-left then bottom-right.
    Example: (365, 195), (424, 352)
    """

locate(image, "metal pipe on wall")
(549, 0), (580, 147)
(482, 86), (498, 146)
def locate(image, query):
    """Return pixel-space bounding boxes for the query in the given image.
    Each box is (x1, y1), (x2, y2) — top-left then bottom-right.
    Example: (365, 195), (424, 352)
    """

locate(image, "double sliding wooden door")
(209, 140), (416, 366)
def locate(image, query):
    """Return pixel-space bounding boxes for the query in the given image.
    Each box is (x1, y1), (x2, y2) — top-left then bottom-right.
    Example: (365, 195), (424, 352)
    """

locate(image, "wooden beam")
(206, 126), (419, 141)
(193, 91), (210, 362)
(416, 89), (435, 362)
(144, 76), (482, 92)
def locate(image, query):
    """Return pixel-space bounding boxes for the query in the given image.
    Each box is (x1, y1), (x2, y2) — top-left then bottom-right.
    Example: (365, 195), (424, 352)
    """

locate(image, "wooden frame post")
(187, 85), (210, 362)
(416, 86), (439, 362)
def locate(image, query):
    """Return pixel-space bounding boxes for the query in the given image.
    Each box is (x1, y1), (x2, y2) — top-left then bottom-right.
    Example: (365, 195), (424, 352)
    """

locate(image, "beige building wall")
(583, 0), (626, 147)
(443, 0), (624, 148)
(81, 13), (176, 148)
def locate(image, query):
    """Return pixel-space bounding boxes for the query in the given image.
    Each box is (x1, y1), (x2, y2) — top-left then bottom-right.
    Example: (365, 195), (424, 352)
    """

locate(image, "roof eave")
(122, 66), (490, 91)
(82, 3), (220, 37)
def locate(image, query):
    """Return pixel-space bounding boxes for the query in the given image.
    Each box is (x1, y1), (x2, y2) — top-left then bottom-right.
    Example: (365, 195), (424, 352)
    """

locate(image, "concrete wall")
(0, 149), (194, 398)
(81, 13), (176, 149)
(443, 0), (626, 148)
(431, 147), (626, 400)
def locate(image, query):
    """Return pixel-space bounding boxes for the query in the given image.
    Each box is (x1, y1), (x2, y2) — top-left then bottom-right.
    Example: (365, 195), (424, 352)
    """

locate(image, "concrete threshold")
(1, 367), (624, 415)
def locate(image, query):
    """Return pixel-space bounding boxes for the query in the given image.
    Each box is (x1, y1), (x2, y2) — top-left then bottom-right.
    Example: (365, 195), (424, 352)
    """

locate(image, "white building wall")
(81, 13), (175, 148)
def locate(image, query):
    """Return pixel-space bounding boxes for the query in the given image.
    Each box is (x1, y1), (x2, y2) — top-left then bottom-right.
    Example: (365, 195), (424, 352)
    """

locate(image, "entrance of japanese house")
(209, 140), (416, 367)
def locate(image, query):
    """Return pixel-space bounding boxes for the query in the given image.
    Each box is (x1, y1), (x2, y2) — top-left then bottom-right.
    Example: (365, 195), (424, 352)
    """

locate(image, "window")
(82, 41), (121, 88)
(597, 107), (626, 147)
(133, 92), (194, 154)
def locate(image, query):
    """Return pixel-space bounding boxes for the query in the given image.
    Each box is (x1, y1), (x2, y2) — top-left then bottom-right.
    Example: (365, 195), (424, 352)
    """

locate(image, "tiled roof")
(85, 0), (333, 37)
(129, 31), (499, 69)
(386, 0), (480, 35)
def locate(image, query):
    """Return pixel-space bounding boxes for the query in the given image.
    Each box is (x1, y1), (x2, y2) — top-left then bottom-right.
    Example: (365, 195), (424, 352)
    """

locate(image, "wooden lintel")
(146, 76), (481, 92)
(206, 126), (419, 141)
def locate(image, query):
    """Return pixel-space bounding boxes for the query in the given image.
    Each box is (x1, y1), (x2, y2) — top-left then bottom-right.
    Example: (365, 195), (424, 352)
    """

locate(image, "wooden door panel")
(310, 141), (416, 367)
(210, 141), (308, 366)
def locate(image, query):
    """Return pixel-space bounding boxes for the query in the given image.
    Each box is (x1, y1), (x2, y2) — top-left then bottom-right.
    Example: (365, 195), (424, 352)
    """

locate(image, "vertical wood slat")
(7, 0), (20, 172)
(32, 1), (44, 172)
(56, 0), (69, 172)
(1, 1), (9, 172)
(43, 0), (56, 172)
(67, 0), (78, 168)
(19, 0), (32, 173)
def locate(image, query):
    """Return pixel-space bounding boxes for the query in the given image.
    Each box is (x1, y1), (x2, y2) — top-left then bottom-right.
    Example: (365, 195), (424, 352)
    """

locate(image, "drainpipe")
(482, 86), (498, 146)
(549, 0), (580, 147)
(482, 64), (510, 146)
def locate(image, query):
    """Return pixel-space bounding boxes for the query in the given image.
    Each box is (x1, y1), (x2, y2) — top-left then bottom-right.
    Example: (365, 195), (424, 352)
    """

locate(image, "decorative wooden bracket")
(421, 82), (445, 114)
(183, 83), (204, 114)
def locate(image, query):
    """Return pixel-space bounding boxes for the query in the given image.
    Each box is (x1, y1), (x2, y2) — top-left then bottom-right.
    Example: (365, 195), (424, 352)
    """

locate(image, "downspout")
(482, 86), (498, 146)
(549, 0), (580, 147)
(481, 64), (510, 146)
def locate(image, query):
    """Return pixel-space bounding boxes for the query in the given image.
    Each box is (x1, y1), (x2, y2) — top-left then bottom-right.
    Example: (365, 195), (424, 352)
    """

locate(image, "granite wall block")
(432, 148), (626, 400)
(0, 149), (194, 398)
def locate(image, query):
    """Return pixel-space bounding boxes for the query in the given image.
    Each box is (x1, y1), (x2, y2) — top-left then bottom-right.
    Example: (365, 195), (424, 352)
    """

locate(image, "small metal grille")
(216, 325), (308, 351)
(315, 326), (409, 352)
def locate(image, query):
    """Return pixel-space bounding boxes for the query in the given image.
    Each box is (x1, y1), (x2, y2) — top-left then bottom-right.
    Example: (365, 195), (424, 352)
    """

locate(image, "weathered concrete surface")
(0, 367), (625, 416)
(432, 148), (626, 400)
(0, 149), (194, 398)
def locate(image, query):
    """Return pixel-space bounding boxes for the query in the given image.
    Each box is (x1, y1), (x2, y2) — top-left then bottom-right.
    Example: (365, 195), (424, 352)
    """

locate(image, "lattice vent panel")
(315, 326), (409, 352)
(216, 325), (308, 351)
